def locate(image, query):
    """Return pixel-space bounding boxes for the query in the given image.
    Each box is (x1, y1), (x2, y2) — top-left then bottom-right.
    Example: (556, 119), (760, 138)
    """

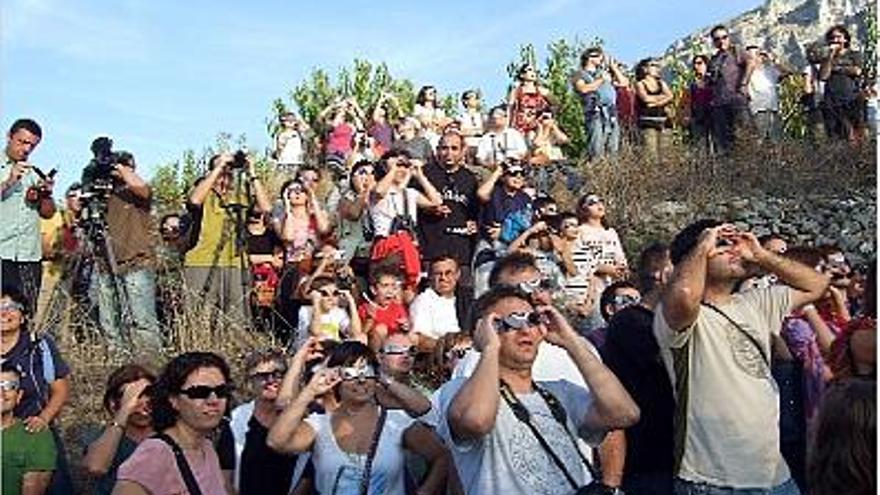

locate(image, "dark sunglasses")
(250, 370), (285, 383)
(493, 311), (547, 333)
(712, 34), (729, 42)
(319, 288), (339, 298)
(178, 384), (233, 400)
(506, 170), (526, 177)
(354, 167), (374, 176)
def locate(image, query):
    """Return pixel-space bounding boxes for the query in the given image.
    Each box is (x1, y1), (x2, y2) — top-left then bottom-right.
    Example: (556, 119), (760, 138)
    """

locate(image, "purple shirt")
(708, 48), (749, 106)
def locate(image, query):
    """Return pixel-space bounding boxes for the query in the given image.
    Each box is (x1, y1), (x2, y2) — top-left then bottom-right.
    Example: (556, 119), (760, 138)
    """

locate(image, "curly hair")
(102, 364), (156, 414)
(151, 352), (232, 432)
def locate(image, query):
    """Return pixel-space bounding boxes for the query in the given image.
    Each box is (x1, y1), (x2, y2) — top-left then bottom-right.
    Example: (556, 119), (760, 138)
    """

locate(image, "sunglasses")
(382, 344), (416, 356)
(287, 185), (306, 195)
(493, 311), (547, 333)
(517, 277), (553, 295)
(446, 347), (471, 360)
(0, 301), (23, 312)
(354, 167), (374, 176)
(178, 384), (233, 400)
(339, 366), (378, 382)
(0, 380), (20, 392)
(250, 370), (285, 383)
(506, 170), (525, 177)
(712, 34), (729, 42)
(580, 195), (602, 208)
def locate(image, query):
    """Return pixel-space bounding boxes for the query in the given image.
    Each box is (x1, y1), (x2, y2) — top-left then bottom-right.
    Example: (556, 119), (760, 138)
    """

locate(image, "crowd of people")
(0, 23), (876, 495)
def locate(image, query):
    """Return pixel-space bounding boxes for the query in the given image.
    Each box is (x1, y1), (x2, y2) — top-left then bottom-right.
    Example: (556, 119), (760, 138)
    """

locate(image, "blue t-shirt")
(1, 331), (71, 419)
(480, 185), (531, 242)
(578, 68), (617, 108)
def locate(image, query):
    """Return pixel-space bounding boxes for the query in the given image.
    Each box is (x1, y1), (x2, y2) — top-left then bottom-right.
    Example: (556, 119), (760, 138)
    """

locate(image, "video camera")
(90, 136), (126, 180)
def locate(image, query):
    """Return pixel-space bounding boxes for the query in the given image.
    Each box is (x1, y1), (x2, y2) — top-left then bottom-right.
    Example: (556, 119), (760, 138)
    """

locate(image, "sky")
(2, 0), (762, 191)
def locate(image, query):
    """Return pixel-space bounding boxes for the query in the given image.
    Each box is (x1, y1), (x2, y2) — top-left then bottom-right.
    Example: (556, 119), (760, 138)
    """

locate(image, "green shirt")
(1, 420), (57, 495)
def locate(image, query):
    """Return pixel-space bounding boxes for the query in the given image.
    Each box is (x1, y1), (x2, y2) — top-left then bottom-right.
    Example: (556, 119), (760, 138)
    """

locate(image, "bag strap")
(153, 433), (204, 495)
(499, 380), (597, 489)
(701, 301), (770, 368)
(359, 406), (388, 495)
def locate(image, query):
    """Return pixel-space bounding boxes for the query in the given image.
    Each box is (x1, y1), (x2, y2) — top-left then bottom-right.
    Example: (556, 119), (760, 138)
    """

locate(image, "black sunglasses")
(178, 384), (233, 400)
(446, 347), (471, 360)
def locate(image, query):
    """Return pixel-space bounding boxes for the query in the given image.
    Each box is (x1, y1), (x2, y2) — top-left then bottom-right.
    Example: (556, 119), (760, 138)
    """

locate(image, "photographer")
(817, 25), (864, 142)
(183, 151), (272, 330)
(1, 119), (55, 315)
(81, 140), (161, 353)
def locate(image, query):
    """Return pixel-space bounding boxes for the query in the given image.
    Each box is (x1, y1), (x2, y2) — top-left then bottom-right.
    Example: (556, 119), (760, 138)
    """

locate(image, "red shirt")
(358, 301), (410, 335)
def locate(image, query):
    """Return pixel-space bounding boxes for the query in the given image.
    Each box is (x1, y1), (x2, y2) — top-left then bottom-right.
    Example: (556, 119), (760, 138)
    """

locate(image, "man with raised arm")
(655, 219), (828, 495)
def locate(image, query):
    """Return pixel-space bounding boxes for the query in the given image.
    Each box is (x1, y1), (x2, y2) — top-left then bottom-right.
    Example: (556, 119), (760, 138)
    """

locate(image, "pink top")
(116, 437), (227, 495)
(325, 122), (355, 157)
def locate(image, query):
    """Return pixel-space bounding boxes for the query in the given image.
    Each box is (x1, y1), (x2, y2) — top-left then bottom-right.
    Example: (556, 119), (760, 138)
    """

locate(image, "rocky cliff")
(663, 0), (874, 67)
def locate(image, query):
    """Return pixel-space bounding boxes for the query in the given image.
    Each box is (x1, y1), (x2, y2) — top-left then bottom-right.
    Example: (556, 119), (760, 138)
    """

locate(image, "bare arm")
(574, 76), (606, 95)
(403, 423), (451, 495)
(802, 305), (836, 354)
(115, 165), (151, 201)
(84, 381), (150, 476)
(411, 162), (443, 209)
(476, 167), (503, 203)
(38, 377), (70, 424)
(307, 191), (331, 235)
(267, 370), (339, 454)
(661, 228), (718, 331)
(21, 472), (53, 495)
(609, 61), (630, 87)
(112, 480), (150, 495)
(189, 165), (225, 206)
(448, 316), (502, 441)
(598, 429), (626, 487)
(276, 338), (323, 408)
(744, 236), (830, 308)
(372, 161), (400, 200)
(544, 308), (639, 430)
(377, 378), (431, 417)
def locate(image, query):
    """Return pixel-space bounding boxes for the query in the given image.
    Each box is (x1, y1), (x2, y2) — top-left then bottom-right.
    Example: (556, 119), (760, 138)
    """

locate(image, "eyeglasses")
(340, 366), (378, 382)
(612, 294), (641, 307)
(178, 384), (233, 400)
(381, 344), (416, 356)
(517, 277), (552, 295)
(445, 347), (472, 360)
(0, 380), (20, 392)
(0, 301), (23, 313)
(493, 311), (547, 333)
(250, 370), (285, 383)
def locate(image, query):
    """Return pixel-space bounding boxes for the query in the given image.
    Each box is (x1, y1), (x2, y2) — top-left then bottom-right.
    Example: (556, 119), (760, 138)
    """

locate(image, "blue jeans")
(585, 111), (620, 159)
(94, 268), (162, 352)
(674, 478), (800, 495)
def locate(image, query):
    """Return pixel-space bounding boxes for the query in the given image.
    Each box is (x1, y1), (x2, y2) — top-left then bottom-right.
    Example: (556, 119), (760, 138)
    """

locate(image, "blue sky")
(3, 0), (761, 190)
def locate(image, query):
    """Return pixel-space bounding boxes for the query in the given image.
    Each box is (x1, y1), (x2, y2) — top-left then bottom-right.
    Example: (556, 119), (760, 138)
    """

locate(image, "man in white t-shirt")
(411, 255), (462, 350)
(746, 46), (792, 142)
(476, 105), (528, 168)
(435, 285), (639, 495)
(655, 219), (828, 494)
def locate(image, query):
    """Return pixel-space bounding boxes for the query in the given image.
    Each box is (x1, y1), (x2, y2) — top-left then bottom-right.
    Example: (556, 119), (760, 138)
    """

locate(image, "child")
(296, 276), (363, 347)
(358, 266), (411, 350)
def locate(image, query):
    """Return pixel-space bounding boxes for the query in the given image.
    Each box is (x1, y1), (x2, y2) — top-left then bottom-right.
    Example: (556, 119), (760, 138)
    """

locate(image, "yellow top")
(184, 191), (247, 268)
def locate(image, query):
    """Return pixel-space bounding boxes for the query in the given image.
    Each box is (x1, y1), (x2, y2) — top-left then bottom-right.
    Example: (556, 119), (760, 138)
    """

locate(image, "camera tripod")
(40, 197), (136, 348)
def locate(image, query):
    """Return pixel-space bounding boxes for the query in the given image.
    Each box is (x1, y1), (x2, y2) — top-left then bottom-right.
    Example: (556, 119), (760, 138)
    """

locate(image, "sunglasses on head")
(250, 370), (285, 383)
(0, 380), (20, 392)
(382, 344), (415, 356)
(612, 294), (641, 307)
(340, 366), (378, 382)
(493, 311), (547, 333)
(178, 384), (233, 400)
(517, 277), (552, 295)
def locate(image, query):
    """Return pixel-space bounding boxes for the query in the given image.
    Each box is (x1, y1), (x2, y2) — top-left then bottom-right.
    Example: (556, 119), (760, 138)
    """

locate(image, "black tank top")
(638, 80), (668, 129)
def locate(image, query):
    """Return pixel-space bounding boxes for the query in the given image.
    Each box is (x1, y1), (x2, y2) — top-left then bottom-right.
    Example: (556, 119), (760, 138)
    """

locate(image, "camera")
(90, 136), (123, 180)
(230, 150), (248, 170)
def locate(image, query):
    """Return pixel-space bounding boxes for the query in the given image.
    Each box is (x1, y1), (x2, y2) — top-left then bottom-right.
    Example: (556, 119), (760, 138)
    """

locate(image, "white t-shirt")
(277, 129), (306, 165)
(476, 128), (528, 166)
(409, 288), (460, 340)
(749, 65), (781, 113)
(654, 286), (793, 488)
(576, 225), (626, 273)
(434, 377), (602, 495)
(369, 187), (420, 238)
(304, 410), (415, 495)
(296, 306), (351, 344)
(457, 109), (486, 147)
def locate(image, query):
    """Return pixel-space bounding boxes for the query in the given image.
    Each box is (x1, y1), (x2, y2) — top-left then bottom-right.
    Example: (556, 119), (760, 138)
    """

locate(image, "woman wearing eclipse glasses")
(268, 341), (450, 495)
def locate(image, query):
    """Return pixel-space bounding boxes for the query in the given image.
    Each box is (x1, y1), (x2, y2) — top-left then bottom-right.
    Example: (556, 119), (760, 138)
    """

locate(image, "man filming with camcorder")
(1, 118), (56, 315)
(80, 136), (162, 354)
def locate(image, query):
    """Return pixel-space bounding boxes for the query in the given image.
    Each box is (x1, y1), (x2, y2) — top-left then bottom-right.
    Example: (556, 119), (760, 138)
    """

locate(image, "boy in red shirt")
(358, 265), (411, 350)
